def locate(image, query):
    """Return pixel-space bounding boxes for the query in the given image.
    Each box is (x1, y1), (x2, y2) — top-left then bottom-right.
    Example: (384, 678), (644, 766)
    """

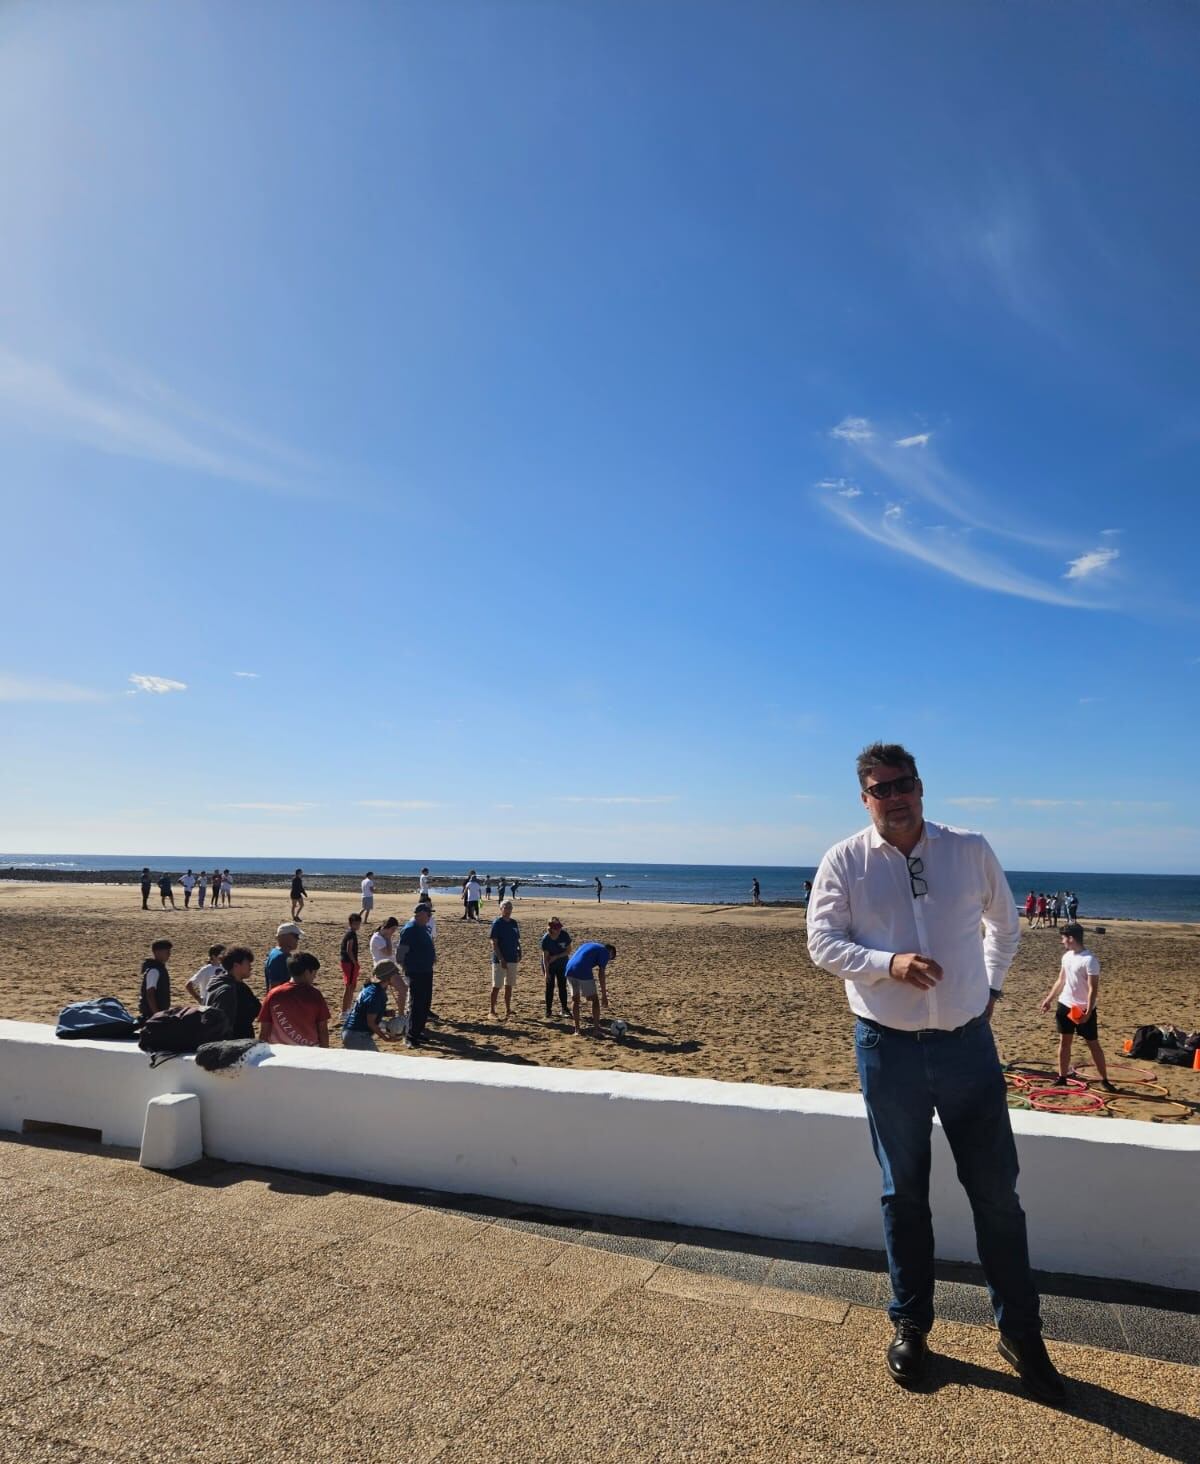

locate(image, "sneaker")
(886, 1319), (928, 1387)
(1099, 1079), (1116, 1092)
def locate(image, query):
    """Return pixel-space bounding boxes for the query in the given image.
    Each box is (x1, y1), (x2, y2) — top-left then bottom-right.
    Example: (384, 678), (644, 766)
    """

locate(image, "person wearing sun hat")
(264, 922), (303, 993)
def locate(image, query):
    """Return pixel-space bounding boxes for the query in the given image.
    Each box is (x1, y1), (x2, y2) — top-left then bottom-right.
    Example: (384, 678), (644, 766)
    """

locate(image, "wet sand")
(1, 881), (1197, 1121)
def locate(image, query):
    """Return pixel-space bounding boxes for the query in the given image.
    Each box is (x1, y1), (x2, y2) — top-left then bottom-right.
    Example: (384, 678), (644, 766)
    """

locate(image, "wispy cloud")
(0, 673), (104, 703)
(944, 796), (999, 808)
(1100, 528), (1123, 537)
(129, 674), (187, 694)
(559, 796), (679, 808)
(1014, 798), (1086, 809)
(819, 418), (1120, 610)
(0, 345), (320, 493)
(217, 802), (316, 814)
(355, 800), (441, 810)
(1064, 546), (1119, 581)
(816, 477), (862, 498)
(830, 416), (874, 442)
(233, 671), (260, 679)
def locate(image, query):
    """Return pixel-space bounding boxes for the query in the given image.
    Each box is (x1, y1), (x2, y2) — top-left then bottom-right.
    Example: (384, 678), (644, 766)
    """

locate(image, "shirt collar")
(866, 818), (937, 854)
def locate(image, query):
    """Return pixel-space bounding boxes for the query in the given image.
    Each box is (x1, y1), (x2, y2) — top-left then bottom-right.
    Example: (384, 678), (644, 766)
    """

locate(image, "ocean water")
(2, 855), (1199, 922)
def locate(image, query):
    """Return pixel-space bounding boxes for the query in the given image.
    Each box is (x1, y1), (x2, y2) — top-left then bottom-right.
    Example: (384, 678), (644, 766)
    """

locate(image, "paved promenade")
(0, 1133), (1196, 1462)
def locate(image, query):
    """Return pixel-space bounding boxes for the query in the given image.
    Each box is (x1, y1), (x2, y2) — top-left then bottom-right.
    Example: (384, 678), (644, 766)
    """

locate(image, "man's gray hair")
(856, 742), (920, 788)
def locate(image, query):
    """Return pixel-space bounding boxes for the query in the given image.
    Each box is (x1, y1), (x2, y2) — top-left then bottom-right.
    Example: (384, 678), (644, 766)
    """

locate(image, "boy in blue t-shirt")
(342, 963), (398, 1051)
(563, 941), (616, 1036)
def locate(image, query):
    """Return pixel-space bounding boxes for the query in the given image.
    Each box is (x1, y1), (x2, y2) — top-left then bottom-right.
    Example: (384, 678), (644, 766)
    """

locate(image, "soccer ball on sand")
(384, 1013), (409, 1037)
(609, 1018), (628, 1040)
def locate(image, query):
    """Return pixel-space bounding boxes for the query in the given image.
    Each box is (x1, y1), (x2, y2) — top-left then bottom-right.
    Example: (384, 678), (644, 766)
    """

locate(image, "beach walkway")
(1, 1134), (1196, 1462)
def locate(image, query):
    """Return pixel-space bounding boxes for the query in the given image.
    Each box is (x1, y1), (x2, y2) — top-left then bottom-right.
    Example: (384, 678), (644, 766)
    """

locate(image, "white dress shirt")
(806, 820), (1019, 1032)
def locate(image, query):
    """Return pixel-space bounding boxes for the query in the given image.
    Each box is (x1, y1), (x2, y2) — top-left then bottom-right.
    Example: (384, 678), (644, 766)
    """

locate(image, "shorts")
(1055, 1002), (1099, 1040)
(340, 959), (360, 990)
(567, 977), (597, 1001)
(491, 959), (519, 988)
(341, 1029), (378, 1052)
(361, 896), (374, 911)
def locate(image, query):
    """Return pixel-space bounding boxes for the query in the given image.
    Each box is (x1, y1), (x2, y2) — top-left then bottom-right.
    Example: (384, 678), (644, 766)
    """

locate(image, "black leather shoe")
(998, 1333), (1067, 1405)
(886, 1319), (929, 1387)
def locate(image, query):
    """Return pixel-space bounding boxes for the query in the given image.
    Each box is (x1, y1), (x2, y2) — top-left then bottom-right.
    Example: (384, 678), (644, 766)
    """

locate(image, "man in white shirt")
(807, 742), (1064, 1404)
(360, 872), (375, 921)
(180, 869), (196, 908)
(186, 944), (226, 1004)
(1040, 923), (1114, 1090)
(418, 867), (431, 896)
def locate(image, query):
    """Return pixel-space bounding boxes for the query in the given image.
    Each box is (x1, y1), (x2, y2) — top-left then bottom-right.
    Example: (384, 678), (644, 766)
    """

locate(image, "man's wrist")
(989, 987), (1003, 1000)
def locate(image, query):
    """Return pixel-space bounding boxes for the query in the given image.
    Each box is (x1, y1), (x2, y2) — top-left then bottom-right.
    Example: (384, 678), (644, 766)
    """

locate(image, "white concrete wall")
(2, 1019), (1196, 1291)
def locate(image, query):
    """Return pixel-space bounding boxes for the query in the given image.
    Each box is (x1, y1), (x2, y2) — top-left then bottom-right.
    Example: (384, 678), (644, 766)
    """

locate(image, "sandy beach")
(1, 880), (1197, 1123)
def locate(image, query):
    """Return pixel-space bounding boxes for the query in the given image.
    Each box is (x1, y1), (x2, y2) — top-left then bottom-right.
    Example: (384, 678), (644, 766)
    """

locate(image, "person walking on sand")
(1040, 923), (1115, 1091)
(197, 870), (208, 910)
(140, 868), (152, 910)
(418, 866), (431, 897)
(220, 869), (232, 907)
(807, 741), (1065, 1404)
(464, 871), (482, 921)
(158, 872), (176, 910)
(210, 869), (222, 908)
(751, 877), (761, 906)
(290, 868), (308, 921)
(489, 900), (521, 1020)
(181, 869), (196, 909)
(339, 912), (363, 1016)
(594, 876), (602, 903)
(360, 871), (375, 922)
(1024, 891), (1036, 925)
(564, 940), (615, 1037)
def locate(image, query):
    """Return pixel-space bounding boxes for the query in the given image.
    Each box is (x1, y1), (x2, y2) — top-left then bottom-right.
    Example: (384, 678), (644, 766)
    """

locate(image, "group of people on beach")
(135, 863), (620, 1060)
(1023, 889), (1078, 928)
(141, 868), (232, 911)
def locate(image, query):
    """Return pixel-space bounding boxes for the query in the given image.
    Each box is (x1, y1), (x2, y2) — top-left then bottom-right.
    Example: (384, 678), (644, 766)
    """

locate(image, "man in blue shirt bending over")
(564, 941), (616, 1037)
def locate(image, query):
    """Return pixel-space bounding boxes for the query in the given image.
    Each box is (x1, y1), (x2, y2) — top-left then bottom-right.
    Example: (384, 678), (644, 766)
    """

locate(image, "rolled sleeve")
(806, 854), (894, 985)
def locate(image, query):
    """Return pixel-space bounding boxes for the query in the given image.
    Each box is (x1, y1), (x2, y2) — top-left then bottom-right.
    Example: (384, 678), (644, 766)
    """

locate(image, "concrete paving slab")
(766, 1255), (887, 1308)
(1040, 1291), (1132, 1354)
(646, 1265), (764, 1308)
(0, 1337), (101, 1410)
(0, 1138), (1194, 1464)
(664, 1241), (774, 1286)
(752, 1288), (851, 1323)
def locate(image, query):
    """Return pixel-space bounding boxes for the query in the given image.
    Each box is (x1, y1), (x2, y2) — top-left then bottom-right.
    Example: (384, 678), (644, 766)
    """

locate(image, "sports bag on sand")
(138, 1005), (229, 1055)
(1127, 1025), (1162, 1061)
(55, 997), (139, 1041)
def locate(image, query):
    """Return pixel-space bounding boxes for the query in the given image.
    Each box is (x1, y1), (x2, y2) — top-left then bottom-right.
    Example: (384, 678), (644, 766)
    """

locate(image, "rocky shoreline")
(0, 867), (616, 896)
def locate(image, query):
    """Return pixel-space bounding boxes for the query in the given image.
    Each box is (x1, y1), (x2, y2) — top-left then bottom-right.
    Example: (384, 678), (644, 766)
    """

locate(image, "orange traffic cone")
(1192, 1046), (1200, 1072)
(1123, 1038), (1132, 1053)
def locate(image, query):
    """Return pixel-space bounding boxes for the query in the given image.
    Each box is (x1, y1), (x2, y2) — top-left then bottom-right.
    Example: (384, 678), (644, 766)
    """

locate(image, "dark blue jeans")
(854, 1013), (1041, 1339)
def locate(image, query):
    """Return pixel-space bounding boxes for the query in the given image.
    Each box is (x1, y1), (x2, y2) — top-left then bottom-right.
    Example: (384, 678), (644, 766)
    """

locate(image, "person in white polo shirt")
(807, 741), (1064, 1405)
(360, 871), (375, 921)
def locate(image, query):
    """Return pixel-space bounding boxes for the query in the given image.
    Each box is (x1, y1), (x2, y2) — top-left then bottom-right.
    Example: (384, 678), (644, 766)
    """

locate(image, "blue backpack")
(55, 996), (139, 1041)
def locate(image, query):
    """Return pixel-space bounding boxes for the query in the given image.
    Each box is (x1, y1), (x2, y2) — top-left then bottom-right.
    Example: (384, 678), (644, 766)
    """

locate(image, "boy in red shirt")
(259, 952), (331, 1048)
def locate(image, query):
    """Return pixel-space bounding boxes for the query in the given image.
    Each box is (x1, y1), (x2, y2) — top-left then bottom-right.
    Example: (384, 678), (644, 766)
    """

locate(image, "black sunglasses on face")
(864, 775), (918, 800)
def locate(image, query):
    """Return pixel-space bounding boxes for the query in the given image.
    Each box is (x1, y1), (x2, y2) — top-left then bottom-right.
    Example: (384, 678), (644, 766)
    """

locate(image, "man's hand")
(888, 953), (943, 990)
(985, 994), (998, 1023)
(1040, 996), (1053, 1014)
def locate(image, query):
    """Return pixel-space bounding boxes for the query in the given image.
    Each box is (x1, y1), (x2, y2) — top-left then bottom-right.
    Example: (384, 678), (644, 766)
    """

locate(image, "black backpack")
(1127, 1024), (1162, 1061)
(138, 1005), (229, 1055)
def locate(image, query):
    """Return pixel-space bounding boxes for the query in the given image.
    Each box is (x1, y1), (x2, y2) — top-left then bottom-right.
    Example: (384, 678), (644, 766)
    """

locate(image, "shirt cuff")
(859, 949), (896, 984)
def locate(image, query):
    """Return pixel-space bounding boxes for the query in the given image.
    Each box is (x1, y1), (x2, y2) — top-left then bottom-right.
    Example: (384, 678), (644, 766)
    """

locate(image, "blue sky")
(1, 2), (1197, 872)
